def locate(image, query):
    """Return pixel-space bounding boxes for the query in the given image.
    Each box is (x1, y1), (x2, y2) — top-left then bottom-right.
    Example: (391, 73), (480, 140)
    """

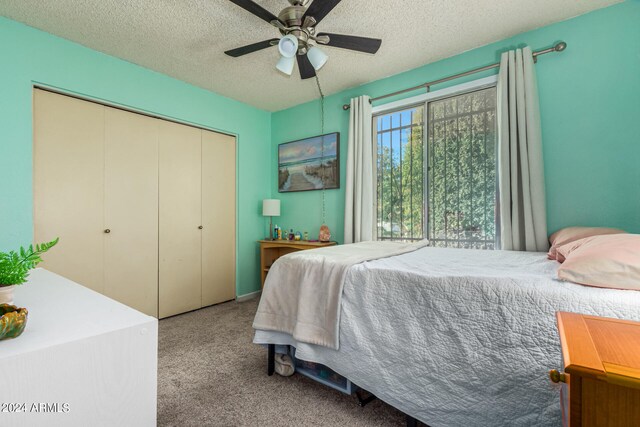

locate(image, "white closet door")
(33, 89), (105, 293)
(158, 120), (202, 318)
(201, 131), (236, 306)
(104, 107), (159, 317)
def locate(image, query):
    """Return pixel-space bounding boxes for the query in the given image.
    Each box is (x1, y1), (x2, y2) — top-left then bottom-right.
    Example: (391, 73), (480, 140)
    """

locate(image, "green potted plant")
(0, 238), (59, 304)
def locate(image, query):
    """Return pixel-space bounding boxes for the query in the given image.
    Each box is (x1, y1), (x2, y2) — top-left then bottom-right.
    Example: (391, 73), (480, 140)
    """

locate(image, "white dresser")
(0, 268), (157, 426)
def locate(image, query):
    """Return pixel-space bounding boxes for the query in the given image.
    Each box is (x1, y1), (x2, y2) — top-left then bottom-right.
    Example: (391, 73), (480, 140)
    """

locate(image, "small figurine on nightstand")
(303, 231), (309, 241)
(294, 232), (302, 241)
(319, 224), (331, 242)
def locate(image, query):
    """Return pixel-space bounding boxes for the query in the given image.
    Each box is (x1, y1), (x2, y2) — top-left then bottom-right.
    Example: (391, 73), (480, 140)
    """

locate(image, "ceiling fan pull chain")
(315, 74), (327, 225)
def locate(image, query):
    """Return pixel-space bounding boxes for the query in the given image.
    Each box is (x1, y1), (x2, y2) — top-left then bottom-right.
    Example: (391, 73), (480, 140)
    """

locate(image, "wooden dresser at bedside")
(258, 239), (337, 288)
(551, 312), (640, 427)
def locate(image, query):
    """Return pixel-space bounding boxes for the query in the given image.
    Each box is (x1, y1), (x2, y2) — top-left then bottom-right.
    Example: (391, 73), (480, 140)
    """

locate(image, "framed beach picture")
(278, 132), (340, 193)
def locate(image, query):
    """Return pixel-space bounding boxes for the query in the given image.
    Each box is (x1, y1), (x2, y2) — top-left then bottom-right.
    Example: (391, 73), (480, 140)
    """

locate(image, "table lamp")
(262, 199), (281, 240)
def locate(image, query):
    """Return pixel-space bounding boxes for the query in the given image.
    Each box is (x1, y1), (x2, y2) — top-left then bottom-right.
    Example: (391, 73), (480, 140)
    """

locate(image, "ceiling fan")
(225, 0), (382, 79)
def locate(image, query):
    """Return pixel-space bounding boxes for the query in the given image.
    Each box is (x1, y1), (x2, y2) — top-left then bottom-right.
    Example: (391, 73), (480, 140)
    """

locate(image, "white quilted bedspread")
(254, 246), (640, 426)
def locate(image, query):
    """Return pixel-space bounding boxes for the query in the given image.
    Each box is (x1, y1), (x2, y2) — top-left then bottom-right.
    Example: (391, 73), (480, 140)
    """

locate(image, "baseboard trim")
(236, 290), (261, 302)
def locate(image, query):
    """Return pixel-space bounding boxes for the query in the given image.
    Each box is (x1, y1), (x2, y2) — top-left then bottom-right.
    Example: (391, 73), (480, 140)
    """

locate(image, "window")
(375, 84), (498, 249)
(376, 105), (424, 241)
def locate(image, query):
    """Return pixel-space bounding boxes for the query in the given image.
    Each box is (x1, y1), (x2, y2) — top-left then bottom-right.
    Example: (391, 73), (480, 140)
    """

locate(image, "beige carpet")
(158, 298), (404, 426)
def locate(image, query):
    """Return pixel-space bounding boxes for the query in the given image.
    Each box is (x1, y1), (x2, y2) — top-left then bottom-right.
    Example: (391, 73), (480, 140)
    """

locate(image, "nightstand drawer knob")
(549, 369), (566, 383)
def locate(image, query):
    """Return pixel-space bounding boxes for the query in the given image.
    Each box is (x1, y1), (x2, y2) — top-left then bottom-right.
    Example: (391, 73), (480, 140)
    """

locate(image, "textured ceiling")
(0, 0), (620, 111)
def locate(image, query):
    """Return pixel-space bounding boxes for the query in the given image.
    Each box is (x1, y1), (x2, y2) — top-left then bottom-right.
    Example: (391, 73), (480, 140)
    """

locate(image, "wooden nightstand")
(551, 312), (640, 427)
(258, 239), (337, 288)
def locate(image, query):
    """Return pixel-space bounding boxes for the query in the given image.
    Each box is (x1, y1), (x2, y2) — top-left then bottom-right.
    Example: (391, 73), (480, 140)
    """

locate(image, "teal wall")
(1, 1), (638, 298)
(271, 1), (640, 242)
(0, 17), (271, 297)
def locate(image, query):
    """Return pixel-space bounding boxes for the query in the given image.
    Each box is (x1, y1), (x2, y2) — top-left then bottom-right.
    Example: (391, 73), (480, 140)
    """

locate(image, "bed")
(253, 243), (640, 426)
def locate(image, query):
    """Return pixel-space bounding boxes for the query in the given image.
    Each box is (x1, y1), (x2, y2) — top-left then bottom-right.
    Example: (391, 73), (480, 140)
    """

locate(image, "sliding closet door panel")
(33, 89), (105, 293)
(201, 131), (236, 306)
(158, 121), (202, 318)
(104, 107), (159, 317)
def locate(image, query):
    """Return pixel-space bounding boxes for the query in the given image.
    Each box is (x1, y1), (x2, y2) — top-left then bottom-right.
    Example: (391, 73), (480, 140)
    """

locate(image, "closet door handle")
(198, 226), (203, 230)
(104, 229), (111, 234)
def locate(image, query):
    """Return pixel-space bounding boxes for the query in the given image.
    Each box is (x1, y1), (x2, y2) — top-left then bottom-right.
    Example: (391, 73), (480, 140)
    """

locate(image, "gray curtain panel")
(497, 47), (549, 251)
(344, 95), (374, 244)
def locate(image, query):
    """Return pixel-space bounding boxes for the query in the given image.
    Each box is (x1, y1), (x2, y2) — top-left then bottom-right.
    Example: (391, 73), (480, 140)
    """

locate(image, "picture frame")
(278, 132), (340, 193)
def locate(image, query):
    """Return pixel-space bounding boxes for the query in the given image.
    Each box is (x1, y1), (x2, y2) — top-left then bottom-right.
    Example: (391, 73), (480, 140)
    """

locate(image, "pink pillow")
(557, 234), (640, 291)
(547, 226), (626, 261)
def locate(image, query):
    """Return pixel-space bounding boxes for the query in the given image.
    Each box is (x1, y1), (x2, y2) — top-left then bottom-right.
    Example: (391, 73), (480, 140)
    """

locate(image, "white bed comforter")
(254, 246), (640, 426)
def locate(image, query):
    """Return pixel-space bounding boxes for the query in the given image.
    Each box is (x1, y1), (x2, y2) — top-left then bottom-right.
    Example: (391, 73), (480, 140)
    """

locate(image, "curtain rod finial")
(555, 41), (567, 52)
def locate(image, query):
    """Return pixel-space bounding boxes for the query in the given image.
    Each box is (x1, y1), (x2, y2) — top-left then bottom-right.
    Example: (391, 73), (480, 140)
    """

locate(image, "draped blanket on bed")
(253, 240), (428, 349)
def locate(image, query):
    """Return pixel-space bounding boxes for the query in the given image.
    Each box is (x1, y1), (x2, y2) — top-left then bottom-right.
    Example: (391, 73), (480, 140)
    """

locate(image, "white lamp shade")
(307, 46), (328, 71)
(276, 56), (295, 76)
(278, 35), (298, 58)
(262, 199), (281, 217)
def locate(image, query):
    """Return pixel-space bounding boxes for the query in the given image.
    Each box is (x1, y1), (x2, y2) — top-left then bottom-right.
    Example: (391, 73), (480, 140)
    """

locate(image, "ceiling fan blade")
(225, 39), (280, 57)
(302, 0), (342, 24)
(297, 54), (316, 79)
(227, 0), (281, 25)
(317, 33), (382, 54)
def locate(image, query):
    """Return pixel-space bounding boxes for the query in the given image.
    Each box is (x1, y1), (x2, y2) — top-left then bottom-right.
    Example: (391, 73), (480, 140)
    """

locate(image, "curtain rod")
(342, 41), (567, 110)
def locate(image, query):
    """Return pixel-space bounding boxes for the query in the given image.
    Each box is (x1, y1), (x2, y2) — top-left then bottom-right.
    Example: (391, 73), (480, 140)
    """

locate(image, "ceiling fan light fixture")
(225, 0), (382, 80)
(307, 46), (328, 71)
(276, 55), (296, 75)
(278, 34), (299, 58)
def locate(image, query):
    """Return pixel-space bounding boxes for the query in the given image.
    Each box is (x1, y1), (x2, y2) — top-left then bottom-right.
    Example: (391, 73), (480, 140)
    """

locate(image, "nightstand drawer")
(258, 239), (337, 288)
